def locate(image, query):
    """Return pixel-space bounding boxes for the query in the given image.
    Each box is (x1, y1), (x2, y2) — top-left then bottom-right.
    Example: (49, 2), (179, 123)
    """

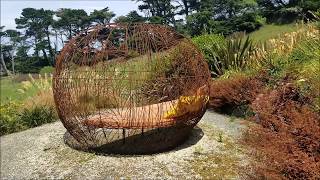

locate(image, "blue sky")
(1, 0), (140, 30)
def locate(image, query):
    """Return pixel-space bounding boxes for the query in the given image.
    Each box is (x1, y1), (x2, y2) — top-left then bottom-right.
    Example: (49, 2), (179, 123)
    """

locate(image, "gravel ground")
(0, 110), (249, 179)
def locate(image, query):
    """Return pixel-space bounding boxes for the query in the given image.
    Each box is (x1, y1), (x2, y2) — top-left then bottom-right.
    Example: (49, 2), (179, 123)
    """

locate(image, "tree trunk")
(59, 33), (64, 47)
(34, 38), (39, 57)
(0, 52), (10, 76)
(183, 0), (189, 16)
(42, 49), (48, 62)
(68, 26), (72, 40)
(54, 30), (59, 63)
(54, 31), (58, 52)
(10, 54), (15, 74)
(147, 2), (155, 16)
(46, 28), (54, 64)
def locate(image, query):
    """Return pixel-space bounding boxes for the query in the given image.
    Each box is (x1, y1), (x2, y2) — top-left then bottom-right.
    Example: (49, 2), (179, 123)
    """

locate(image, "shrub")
(233, 13), (264, 33)
(243, 83), (320, 179)
(208, 23), (320, 179)
(298, 59), (320, 112)
(238, 26), (320, 179)
(265, 36), (320, 112)
(0, 102), (26, 136)
(209, 74), (265, 117)
(291, 37), (320, 112)
(19, 106), (57, 128)
(15, 57), (50, 73)
(186, 11), (263, 36)
(223, 34), (254, 71)
(192, 34), (226, 76)
(193, 34), (254, 77)
(39, 66), (54, 75)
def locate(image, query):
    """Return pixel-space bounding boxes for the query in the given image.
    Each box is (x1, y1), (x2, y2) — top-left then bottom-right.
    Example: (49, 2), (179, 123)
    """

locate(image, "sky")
(1, 0), (141, 30)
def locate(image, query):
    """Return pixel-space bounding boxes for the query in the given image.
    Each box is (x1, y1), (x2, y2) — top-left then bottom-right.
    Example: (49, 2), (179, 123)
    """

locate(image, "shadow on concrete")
(64, 126), (204, 156)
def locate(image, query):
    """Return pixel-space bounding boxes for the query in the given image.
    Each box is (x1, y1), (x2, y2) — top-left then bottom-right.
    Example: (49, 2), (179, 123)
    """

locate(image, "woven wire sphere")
(53, 23), (210, 154)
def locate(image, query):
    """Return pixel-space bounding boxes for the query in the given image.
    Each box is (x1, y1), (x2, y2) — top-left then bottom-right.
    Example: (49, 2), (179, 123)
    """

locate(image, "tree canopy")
(0, 1), (319, 74)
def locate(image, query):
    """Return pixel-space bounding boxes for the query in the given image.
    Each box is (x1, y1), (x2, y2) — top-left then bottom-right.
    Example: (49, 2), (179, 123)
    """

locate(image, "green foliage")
(186, 11), (215, 36)
(54, 8), (89, 39)
(291, 38), (320, 63)
(89, 7), (115, 24)
(291, 38), (320, 111)
(252, 26), (320, 111)
(0, 73), (56, 135)
(258, 0), (320, 23)
(15, 57), (50, 73)
(137, 0), (175, 25)
(223, 35), (254, 70)
(39, 66), (54, 75)
(0, 102), (26, 135)
(19, 106), (57, 128)
(232, 13), (264, 33)
(3, 2), (315, 75)
(193, 33), (254, 77)
(149, 16), (166, 24)
(186, 1), (262, 36)
(192, 34), (226, 76)
(114, 11), (145, 23)
(15, 8), (55, 60)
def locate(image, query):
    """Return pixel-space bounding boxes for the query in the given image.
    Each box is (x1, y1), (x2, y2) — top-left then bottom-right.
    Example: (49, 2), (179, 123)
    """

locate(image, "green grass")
(248, 23), (298, 42)
(0, 76), (38, 104)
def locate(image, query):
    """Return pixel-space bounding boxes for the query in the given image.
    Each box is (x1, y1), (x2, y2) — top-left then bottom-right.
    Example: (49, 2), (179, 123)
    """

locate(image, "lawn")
(248, 23), (298, 42)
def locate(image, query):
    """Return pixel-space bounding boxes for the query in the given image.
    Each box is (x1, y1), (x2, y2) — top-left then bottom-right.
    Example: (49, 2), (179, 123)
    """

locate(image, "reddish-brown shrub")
(244, 83), (320, 179)
(209, 75), (264, 110)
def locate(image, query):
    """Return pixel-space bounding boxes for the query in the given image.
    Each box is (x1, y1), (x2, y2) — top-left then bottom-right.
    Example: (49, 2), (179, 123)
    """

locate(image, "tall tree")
(136, 0), (176, 25)
(175, 0), (200, 16)
(186, 10), (215, 36)
(15, 8), (54, 61)
(2, 29), (23, 74)
(0, 26), (10, 75)
(186, 0), (262, 36)
(89, 7), (116, 24)
(257, 0), (320, 23)
(114, 11), (145, 23)
(54, 9), (90, 39)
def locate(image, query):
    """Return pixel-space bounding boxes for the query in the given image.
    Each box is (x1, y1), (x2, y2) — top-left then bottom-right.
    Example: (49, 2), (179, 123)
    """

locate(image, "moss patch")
(190, 121), (247, 179)
(52, 147), (96, 167)
(190, 152), (240, 179)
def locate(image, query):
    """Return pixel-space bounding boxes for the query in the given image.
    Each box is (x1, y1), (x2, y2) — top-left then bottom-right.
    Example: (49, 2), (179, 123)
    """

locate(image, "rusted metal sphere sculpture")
(53, 23), (210, 154)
